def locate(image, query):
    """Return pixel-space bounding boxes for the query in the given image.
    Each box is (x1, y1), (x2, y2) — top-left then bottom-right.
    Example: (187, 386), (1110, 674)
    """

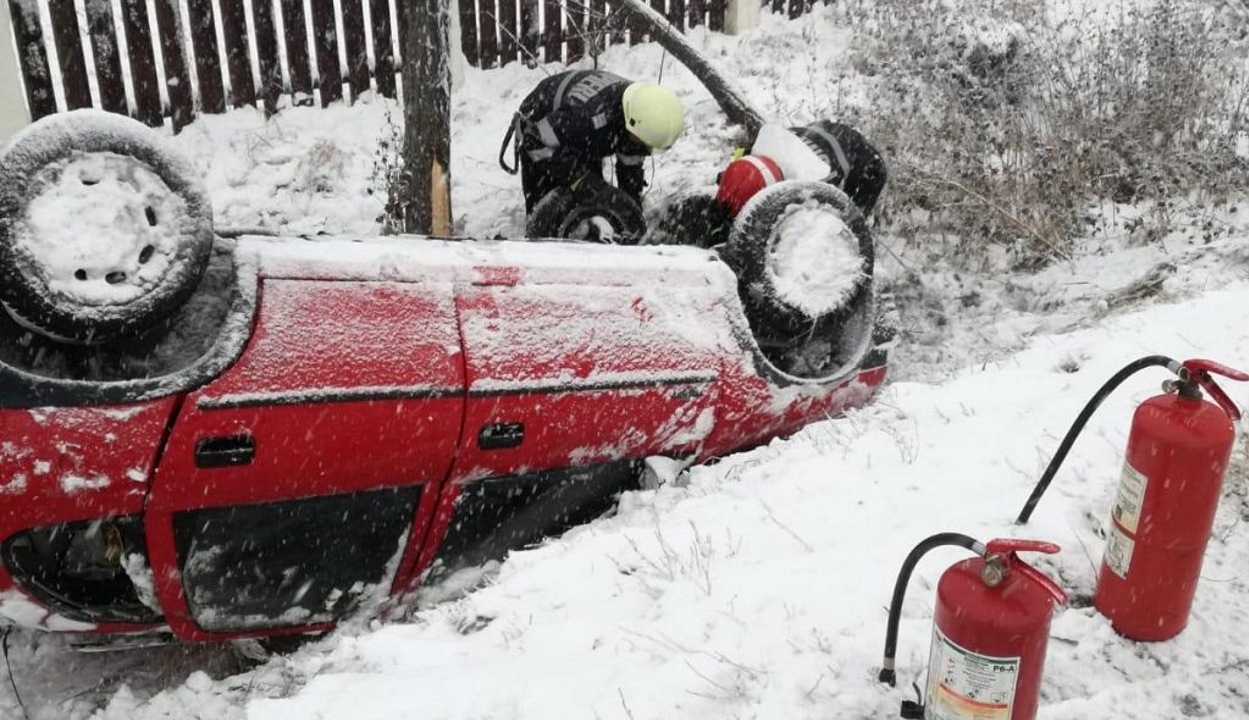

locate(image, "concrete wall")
(0, 0), (30, 145)
(724, 0), (760, 35)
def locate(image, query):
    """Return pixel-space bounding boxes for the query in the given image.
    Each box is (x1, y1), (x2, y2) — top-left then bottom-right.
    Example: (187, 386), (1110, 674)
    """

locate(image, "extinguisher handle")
(1183, 359), (1249, 382)
(1201, 378), (1242, 422)
(1011, 559), (1069, 606)
(1183, 359), (1247, 421)
(985, 538), (1060, 556)
(985, 539), (1068, 605)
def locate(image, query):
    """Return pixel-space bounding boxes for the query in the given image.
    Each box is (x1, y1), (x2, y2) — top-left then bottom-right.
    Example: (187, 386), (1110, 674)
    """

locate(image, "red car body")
(0, 236), (887, 642)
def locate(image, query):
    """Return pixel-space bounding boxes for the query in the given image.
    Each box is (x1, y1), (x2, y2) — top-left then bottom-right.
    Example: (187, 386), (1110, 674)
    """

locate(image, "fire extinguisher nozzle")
(878, 667), (896, 687)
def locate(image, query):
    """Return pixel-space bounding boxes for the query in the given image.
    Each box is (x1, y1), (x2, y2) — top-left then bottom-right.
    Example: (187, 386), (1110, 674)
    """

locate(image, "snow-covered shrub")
(1207, 0), (1249, 49)
(293, 139), (350, 195)
(369, 106), (405, 232)
(838, 0), (1249, 267)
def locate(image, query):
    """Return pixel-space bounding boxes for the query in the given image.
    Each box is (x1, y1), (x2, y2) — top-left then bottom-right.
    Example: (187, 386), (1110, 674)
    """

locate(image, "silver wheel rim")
(13, 151), (185, 308)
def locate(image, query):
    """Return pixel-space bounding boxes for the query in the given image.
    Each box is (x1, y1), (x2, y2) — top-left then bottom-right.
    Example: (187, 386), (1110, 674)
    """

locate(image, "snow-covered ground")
(2, 2), (1249, 719)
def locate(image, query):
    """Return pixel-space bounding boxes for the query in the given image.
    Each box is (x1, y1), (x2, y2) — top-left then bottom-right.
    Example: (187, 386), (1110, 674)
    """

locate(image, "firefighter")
(787, 120), (888, 215)
(715, 121), (888, 222)
(500, 70), (685, 214)
(653, 122), (888, 249)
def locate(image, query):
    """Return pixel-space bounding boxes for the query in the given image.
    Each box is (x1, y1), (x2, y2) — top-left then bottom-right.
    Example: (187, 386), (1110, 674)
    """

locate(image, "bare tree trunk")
(616, 0), (768, 143)
(392, 0), (454, 235)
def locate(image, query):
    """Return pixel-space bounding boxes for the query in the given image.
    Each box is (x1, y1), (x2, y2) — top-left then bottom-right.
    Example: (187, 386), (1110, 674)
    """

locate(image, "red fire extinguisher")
(880, 534), (1067, 720)
(1016, 357), (1246, 641)
(1095, 359), (1245, 640)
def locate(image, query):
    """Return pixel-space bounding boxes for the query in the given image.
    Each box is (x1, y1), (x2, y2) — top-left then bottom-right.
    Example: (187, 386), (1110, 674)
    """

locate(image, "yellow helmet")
(622, 83), (684, 153)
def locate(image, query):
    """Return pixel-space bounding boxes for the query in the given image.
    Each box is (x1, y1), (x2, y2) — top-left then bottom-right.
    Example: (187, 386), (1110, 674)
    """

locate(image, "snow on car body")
(0, 235), (887, 641)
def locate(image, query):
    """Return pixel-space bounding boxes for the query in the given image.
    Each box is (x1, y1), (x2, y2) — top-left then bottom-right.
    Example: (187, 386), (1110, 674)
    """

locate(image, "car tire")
(648, 191), (730, 249)
(526, 178), (646, 244)
(725, 180), (874, 337)
(0, 110), (214, 344)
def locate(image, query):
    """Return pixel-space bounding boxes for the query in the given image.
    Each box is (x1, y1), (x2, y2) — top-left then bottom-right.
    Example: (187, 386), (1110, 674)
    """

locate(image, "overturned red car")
(0, 111), (888, 642)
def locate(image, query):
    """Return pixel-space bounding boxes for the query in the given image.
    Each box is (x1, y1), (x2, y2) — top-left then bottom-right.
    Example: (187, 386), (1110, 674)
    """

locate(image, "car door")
(144, 277), (464, 640)
(416, 259), (727, 579)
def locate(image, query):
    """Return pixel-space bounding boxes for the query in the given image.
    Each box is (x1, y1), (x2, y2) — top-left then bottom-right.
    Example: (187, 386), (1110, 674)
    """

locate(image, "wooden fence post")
(120, 0), (164, 125)
(86, 0), (127, 115)
(542, 0), (559, 62)
(280, 0), (314, 103)
(723, 0), (758, 34)
(155, 0), (195, 129)
(340, 0), (370, 100)
(520, 0), (538, 65)
(310, 0), (343, 106)
(394, 0), (452, 235)
(498, 0), (518, 65)
(478, 0), (499, 69)
(0, 0), (30, 144)
(7, 0), (54, 120)
(187, 0), (227, 113)
(251, 0), (283, 114)
(372, 0), (397, 97)
(46, 0), (90, 110)
(219, 0), (256, 107)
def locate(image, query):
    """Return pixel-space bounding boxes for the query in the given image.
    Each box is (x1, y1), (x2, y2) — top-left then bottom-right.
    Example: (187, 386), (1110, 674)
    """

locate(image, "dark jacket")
(518, 70), (650, 197)
(788, 121), (888, 214)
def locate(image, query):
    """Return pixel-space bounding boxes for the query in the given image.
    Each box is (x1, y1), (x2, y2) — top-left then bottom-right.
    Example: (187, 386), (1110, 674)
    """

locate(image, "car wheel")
(648, 192), (730, 249)
(0, 110), (214, 344)
(726, 180), (874, 336)
(526, 179), (646, 244)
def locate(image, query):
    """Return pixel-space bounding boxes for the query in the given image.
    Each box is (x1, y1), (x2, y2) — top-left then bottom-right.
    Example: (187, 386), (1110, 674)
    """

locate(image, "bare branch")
(615, 0), (768, 141)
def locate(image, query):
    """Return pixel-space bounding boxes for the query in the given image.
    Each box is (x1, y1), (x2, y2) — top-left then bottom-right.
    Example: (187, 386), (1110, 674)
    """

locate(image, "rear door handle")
(195, 434), (256, 468)
(478, 422), (524, 450)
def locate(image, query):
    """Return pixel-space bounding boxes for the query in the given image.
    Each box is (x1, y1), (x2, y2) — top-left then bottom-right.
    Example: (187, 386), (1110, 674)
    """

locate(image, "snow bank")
(71, 275), (1249, 720)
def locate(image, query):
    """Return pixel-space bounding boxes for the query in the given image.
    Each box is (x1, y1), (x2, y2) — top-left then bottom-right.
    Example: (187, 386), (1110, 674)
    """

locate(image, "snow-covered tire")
(725, 180), (873, 336)
(0, 110), (214, 344)
(526, 179), (646, 244)
(649, 192), (730, 248)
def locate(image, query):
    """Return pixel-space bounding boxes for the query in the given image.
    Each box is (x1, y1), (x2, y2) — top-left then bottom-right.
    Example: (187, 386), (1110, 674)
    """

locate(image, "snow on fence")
(4, 0), (811, 131)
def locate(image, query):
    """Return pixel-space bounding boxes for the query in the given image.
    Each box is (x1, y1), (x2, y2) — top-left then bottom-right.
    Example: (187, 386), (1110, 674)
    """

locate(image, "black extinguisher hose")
(1015, 354), (1180, 525)
(879, 532), (985, 687)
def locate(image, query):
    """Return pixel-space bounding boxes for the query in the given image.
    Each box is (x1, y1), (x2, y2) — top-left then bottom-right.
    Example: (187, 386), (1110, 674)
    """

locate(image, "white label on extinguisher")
(1104, 522), (1136, 579)
(1110, 462), (1148, 534)
(925, 626), (1020, 720)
